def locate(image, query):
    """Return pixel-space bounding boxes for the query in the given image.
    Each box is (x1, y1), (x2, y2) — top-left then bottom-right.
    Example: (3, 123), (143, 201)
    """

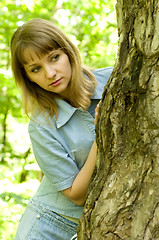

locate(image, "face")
(23, 48), (72, 99)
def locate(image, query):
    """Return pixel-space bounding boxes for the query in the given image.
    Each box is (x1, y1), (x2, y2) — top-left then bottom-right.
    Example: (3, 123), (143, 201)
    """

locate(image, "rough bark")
(78, 0), (159, 239)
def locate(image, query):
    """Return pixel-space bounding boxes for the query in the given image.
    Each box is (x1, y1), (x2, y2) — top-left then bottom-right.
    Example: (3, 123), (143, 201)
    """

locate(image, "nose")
(45, 64), (56, 79)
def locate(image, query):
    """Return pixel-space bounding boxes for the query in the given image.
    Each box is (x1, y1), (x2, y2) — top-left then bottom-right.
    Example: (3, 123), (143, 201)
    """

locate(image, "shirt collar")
(55, 98), (77, 128)
(55, 78), (103, 128)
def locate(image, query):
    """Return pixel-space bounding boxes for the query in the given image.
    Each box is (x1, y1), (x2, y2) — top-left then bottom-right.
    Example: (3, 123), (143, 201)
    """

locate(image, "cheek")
(27, 74), (35, 83)
(66, 60), (72, 76)
(24, 69), (34, 82)
(64, 55), (72, 70)
(67, 65), (72, 80)
(26, 71), (42, 83)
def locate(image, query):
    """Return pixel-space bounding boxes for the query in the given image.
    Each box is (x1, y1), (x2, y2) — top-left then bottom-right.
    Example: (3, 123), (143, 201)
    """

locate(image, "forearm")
(62, 140), (97, 205)
(62, 102), (100, 205)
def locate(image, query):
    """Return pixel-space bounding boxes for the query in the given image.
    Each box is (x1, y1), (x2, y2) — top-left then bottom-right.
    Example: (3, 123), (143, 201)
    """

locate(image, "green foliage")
(0, 165), (40, 239)
(0, 72), (22, 118)
(0, 0), (117, 238)
(56, 0), (117, 68)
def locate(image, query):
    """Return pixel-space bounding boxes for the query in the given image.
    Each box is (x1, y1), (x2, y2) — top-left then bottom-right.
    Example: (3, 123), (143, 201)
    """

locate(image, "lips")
(49, 78), (62, 87)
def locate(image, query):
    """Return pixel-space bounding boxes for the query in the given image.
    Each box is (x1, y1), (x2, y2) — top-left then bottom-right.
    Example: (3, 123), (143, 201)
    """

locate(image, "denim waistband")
(28, 199), (78, 227)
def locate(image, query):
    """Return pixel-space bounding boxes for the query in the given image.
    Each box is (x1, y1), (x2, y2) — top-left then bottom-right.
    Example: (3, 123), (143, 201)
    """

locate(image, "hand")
(94, 100), (101, 126)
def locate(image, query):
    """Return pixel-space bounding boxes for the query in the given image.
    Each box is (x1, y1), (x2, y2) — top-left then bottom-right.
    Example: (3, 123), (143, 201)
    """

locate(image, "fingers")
(94, 101), (101, 126)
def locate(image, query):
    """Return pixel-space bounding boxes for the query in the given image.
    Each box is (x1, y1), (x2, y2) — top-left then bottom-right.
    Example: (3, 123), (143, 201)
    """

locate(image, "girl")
(11, 18), (112, 240)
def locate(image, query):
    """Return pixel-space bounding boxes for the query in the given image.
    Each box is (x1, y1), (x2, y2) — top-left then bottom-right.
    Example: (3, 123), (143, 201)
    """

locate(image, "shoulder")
(28, 99), (76, 131)
(92, 67), (113, 85)
(91, 67), (113, 99)
(28, 109), (56, 133)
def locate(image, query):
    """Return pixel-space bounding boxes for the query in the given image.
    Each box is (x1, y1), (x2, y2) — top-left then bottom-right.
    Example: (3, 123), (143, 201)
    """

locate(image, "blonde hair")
(10, 18), (96, 118)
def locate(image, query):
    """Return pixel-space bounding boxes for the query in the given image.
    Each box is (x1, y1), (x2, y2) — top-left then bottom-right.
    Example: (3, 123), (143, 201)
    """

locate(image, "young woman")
(11, 18), (113, 240)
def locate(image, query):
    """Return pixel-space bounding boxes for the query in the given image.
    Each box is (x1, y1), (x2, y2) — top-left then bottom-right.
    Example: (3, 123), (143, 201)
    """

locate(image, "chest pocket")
(58, 110), (95, 170)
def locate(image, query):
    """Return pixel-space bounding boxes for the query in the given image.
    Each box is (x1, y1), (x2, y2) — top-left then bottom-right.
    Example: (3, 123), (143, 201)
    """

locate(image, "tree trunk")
(78, 0), (159, 239)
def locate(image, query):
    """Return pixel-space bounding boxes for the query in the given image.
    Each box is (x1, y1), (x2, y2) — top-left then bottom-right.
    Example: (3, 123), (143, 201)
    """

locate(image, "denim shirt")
(28, 67), (113, 219)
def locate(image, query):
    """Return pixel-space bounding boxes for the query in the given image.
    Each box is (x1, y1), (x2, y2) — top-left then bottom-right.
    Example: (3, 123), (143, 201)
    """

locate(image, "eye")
(31, 66), (41, 73)
(51, 54), (59, 62)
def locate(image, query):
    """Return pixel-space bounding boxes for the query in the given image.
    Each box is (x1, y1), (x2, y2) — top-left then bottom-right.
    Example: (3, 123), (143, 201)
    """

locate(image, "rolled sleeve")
(29, 124), (79, 191)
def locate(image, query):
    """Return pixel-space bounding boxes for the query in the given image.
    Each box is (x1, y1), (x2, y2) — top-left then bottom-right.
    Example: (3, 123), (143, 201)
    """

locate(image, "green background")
(0, 0), (117, 238)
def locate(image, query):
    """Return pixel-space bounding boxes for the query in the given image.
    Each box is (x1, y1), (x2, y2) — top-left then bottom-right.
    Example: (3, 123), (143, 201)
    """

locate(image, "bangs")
(17, 36), (60, 66)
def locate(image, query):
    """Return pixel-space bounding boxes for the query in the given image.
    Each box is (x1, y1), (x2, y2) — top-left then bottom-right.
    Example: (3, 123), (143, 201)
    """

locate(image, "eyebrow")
(25, 49), (60, 69)
(25, 63), (37, 69)
(48, 49), (60, 57)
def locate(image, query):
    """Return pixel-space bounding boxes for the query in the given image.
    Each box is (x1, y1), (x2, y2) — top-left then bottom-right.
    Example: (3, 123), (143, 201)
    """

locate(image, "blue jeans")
(14, 200), (78, 240)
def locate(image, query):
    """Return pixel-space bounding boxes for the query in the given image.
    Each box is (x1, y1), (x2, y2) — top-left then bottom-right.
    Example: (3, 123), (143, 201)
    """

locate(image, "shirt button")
(36, 215), (40, 219)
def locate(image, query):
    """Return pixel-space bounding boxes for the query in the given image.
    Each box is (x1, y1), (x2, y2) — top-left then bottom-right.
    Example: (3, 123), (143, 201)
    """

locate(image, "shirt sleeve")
(28, 123), (79, 191)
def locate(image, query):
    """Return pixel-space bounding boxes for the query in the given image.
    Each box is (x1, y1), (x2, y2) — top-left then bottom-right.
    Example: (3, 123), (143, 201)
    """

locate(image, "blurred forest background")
(0, 0), (117, 239)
